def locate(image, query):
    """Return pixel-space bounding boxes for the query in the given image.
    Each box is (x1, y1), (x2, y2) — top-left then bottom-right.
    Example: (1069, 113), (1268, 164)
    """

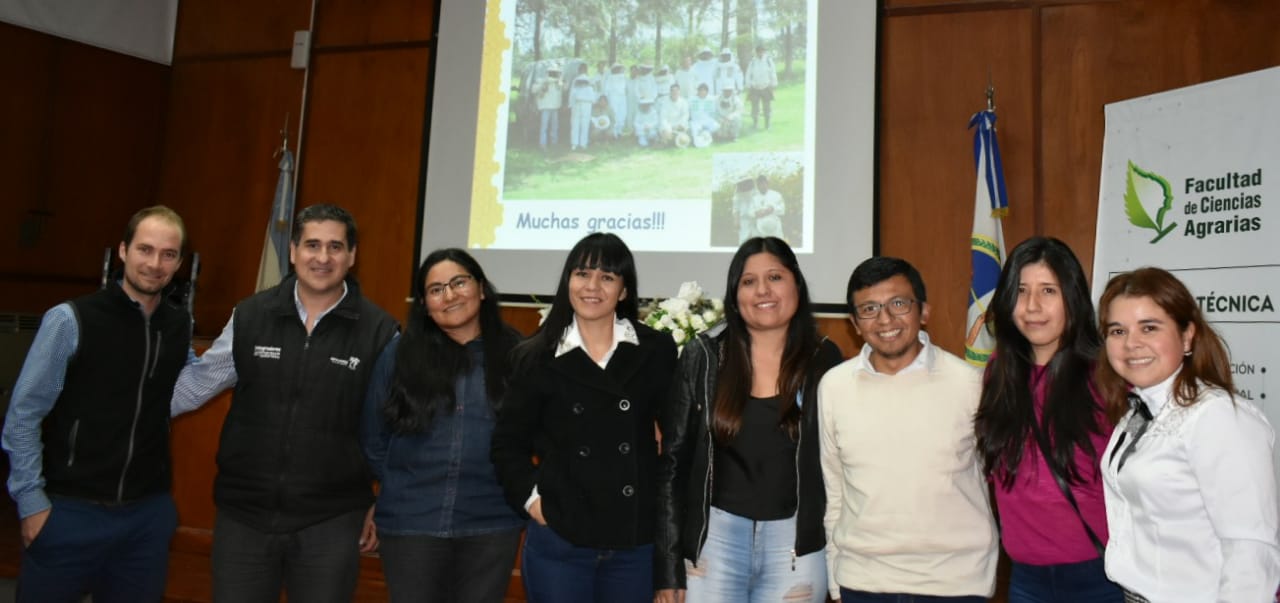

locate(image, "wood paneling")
(173, 0), (311, 58)
(157, 57), (305, 333)
(298, 47), (432, 323)
(315, 0), (436, 47)
(0, 23), (169, 314)
(878, 8), (1035, 354)
(1039, 0), (1280, 276)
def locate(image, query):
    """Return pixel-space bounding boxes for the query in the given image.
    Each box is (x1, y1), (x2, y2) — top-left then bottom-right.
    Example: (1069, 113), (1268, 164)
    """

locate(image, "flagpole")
(291, 0), (319, 199)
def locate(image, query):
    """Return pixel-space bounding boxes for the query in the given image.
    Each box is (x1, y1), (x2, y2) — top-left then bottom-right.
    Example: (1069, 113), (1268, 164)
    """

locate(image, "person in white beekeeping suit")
(745, 45), (778, 130)
(688, 83), (720, 147)
(634, 64), (658, 121)
(535, 63), (563, 149)
(633, 97), (659, 148)
(653, 65), (675, 101)
(625, 64), (639, 132)
(591, 95), (616, 141)
(690, 48), (717, 96)
(658, 83), (690, 147)
(751, 175), (785, 238)
(675, 56), (695, 100)
(604, 63), (629, 138)
(568, 73), (596, 151)
(713, 48), (744, 96)
(715, 79), (743, 141)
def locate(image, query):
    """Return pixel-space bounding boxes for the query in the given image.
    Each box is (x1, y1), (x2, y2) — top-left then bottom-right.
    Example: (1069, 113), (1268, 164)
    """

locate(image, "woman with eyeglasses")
(491, 233), (678, 603)
(360, 248), (525, 603)
(655, 237), (842, 603)
(1096, 267), (1279, 602)
(974, 237), (1120, 602)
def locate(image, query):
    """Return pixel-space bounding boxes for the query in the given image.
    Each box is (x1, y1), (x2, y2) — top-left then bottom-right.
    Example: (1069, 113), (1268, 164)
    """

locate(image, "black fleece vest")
(215, 276), (398, 533)
(42, 282), (191, 502)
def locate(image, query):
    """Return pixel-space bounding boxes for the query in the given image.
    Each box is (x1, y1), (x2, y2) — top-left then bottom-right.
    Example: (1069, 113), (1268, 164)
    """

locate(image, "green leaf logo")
(1124, 161), (1178, 243)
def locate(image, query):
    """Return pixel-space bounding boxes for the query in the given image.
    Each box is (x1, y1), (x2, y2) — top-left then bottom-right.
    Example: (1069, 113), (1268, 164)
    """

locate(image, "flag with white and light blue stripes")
(965, 110), (1007, 367)
(255, 149), (295, 292)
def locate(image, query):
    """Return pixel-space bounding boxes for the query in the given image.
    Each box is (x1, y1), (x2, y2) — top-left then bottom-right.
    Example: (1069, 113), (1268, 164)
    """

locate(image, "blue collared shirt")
(2, 304), (78, 518)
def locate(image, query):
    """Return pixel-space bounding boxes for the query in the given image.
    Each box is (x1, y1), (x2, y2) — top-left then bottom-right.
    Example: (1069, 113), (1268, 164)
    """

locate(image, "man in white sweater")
(817, 257), (997, 603)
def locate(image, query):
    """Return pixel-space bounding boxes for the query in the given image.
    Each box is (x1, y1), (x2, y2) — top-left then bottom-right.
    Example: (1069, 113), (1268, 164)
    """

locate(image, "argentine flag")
(965, 110), (1007, 367)
(255, 149), (296, 292)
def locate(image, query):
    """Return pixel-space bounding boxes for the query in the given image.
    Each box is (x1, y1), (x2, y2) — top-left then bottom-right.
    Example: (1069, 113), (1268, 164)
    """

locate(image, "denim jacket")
(361, 337), (523, 537)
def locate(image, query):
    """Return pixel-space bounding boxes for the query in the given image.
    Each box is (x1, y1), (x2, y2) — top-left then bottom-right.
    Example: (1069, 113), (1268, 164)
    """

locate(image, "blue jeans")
(378, 528), (522, 603)
(539, 109), (559, 148)
(840, 590), (986, 603)
(1008, 558), (1122, 603)
(18, 492), (177, 603)
(686, 506), (826, 603)
(212, 507), (365, 603)
(521, 520), (652, 603)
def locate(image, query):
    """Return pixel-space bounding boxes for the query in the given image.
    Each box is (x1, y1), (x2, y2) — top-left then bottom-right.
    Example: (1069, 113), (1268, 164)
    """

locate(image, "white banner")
(1093, 66), (1279, 471)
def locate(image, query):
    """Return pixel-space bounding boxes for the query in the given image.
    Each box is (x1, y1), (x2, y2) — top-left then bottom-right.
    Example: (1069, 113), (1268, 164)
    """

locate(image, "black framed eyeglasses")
(425, 274), (476, 299)
(854, 297), (916, 320)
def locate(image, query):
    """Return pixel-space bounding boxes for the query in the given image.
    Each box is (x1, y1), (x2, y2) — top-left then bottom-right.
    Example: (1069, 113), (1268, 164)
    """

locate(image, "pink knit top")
(992, 365), (1113, 565)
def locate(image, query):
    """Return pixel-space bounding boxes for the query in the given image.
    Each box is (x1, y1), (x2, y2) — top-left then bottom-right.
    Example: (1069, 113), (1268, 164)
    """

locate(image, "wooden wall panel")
(297, 47), (432, 323)
(174, 0), (311, 58)
(0, 24), (169, 314)
(157, 57), (305, 334)
(1039, 0), (1280, 277)
(315, 0), (436, 47)
(878, 8), (1035, 354)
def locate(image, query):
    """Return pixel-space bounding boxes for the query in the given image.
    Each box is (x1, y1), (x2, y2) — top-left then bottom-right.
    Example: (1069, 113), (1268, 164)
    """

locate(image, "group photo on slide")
(499, 0), (812, 206)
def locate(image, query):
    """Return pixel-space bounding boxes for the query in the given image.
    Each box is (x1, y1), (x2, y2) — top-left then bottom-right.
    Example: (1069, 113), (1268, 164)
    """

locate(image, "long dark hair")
(383, 248), (520, 432)
(975, 237), (1105, 487)
(512, 233), (639, 374)
(1096, 267), (1233, 422)
(712, 237), (820, 444)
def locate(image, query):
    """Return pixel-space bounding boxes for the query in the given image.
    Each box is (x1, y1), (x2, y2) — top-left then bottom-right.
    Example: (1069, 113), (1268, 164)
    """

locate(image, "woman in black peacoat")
(491, 233), (677, 603)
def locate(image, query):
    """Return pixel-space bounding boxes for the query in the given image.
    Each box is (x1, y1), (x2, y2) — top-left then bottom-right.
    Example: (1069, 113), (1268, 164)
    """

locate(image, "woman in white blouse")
(1096, 267), (1280, 602)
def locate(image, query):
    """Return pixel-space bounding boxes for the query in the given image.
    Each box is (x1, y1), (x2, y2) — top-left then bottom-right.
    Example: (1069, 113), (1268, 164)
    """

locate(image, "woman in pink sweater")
(974, 237), (1121, 602)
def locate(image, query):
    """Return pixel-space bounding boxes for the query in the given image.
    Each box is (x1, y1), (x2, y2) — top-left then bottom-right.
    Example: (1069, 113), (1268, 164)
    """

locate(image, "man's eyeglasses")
(854, 297), (916, 320)
(425, 275), (476, 299)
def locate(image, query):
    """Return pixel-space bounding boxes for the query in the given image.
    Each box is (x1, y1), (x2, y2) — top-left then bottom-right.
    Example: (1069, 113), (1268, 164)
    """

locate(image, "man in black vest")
(2, 206), (191, 603)
(172, 204), (398, 602)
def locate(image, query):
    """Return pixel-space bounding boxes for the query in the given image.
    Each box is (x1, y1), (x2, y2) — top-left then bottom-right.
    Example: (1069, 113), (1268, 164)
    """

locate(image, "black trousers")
(211, 508), (365, 603)
(378, 528), (523, 603)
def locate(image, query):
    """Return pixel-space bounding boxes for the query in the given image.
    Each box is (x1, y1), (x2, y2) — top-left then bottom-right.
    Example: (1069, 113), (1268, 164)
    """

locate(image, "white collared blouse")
(1102, 370), (1280, 602)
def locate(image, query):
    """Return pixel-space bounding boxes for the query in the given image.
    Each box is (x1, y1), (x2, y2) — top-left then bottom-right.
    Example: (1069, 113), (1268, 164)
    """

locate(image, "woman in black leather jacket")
(655, 237), (843, 603)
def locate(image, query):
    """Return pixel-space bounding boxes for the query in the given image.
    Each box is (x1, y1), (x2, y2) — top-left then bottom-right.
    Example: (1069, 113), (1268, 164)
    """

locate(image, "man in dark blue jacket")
(172, 204), (398, 603)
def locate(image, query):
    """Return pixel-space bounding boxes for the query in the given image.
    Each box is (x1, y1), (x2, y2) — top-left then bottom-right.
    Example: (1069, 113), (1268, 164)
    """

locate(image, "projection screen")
(420, 0), (876, 306)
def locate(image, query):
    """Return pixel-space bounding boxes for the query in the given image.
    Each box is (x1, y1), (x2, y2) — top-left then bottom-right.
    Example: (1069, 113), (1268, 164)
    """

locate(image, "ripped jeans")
(685, 506), (826, 603)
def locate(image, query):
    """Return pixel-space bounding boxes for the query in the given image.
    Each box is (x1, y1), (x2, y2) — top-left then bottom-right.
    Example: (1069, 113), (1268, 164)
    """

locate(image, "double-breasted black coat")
(491, 321), (678, 549)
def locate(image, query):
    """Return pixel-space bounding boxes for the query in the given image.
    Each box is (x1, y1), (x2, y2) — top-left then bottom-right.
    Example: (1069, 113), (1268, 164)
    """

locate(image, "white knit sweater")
(817, 337), (997, 599)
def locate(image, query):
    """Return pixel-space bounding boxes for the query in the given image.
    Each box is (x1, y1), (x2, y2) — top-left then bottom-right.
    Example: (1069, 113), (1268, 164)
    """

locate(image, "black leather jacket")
(654, 325), (843, 589)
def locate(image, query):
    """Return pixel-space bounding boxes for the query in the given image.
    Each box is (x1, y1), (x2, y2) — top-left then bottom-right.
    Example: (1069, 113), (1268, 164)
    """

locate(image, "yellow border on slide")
(467, 0), (509, 248)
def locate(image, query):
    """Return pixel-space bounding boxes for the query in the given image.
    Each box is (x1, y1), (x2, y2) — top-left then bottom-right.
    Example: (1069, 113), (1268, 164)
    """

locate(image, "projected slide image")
(473, 0), (818, 252)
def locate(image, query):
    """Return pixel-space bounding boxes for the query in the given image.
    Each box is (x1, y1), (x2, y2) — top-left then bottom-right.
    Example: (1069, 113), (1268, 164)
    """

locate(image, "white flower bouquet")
(640, 281), (725, 349)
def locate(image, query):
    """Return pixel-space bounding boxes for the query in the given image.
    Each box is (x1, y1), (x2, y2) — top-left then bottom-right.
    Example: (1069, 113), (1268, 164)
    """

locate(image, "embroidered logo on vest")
(329, 356), (361, 371)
